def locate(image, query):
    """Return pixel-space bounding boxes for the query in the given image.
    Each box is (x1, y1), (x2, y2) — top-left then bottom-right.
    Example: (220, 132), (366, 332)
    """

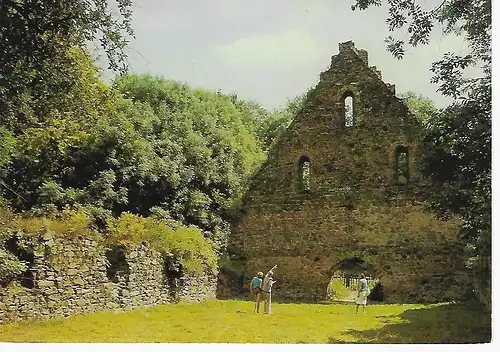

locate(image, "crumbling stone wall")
(223, 41), (471, 303)
(0, 231), (217, 323)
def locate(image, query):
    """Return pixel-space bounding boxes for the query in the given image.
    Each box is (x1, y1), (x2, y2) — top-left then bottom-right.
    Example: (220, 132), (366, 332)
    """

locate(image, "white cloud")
(214, 31), (324, 70)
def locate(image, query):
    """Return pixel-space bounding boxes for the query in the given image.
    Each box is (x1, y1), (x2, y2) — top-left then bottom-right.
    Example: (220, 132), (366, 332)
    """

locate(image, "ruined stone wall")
(0, 232), (217, 323)
(233, 202), (469, 303)
(223, 41), (472, 303)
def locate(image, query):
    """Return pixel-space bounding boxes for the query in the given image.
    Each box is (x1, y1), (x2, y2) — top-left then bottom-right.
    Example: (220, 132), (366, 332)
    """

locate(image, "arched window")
(298, 155), (311, 192)
(344, 94), (354, 127)
(395, 146), (410, 183)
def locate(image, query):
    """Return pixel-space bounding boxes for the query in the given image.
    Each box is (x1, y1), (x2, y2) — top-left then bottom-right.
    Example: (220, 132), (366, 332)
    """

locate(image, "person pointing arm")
(262, 265), (277, 314)
(266, 264), (277, 277)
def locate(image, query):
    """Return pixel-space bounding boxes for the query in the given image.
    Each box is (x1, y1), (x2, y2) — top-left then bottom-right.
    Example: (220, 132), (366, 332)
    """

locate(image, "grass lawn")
(0, 299), (491, 343)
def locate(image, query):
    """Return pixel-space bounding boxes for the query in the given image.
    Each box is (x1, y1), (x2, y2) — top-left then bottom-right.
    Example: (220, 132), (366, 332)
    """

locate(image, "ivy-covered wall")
(223, 41), (471, 303)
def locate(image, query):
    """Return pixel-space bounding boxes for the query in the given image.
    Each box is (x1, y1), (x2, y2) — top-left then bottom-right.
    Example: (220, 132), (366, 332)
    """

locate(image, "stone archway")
(325, 257), (382, 302)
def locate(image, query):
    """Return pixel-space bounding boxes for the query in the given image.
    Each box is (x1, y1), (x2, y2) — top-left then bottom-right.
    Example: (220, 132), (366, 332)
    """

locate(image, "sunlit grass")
(0, 299), (490, 343)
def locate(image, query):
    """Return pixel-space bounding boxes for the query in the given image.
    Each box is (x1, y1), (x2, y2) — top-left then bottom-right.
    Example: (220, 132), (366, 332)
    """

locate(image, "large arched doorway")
(326, 257), (383, 302)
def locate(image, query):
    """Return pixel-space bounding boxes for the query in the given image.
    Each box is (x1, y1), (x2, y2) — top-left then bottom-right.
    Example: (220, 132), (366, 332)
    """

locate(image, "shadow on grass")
(219, 295), (329, 305)
(328, 301), (491, 344)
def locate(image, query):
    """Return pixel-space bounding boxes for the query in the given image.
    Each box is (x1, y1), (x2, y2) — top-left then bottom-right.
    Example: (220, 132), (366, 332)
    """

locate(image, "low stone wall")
(177, 274), (218, 302)
(0, 231), (217, 323)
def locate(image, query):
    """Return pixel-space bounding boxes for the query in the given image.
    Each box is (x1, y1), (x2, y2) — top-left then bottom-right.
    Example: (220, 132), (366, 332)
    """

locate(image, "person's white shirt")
(262, 265), (277, 293)
(262, 276), (275, 293)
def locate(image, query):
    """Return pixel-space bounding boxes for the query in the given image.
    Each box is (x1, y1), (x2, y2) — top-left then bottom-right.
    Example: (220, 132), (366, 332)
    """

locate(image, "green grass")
(0, 300), (490, 343)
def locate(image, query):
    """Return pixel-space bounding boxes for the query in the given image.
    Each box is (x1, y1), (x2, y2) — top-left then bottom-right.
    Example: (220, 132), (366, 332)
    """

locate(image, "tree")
(0, 2), (221, 276)
(399, 92), (437, 123)
(0, 0), (134, 133)
(351, 0), (491, 307)
(1, 49), (121, 211)
(0, 0), (134, 217)
(109, 75), (266, 247)
(2, 72), (267, 251)
(421, 79), (491, 307)
(257, 92), (308, 150)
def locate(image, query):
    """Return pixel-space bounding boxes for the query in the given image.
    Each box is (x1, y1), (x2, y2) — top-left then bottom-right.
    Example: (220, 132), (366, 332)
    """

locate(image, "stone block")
(73, 277), (85, 286)
(38, 280), (55, 288)
(67, 268), (78, 276)
(76, 299), (87, 307)
(79, 264), (90, 272)
(59, 278), (73, 287)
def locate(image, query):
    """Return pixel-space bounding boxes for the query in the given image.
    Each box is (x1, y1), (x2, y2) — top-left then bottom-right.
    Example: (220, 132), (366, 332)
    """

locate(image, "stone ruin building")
(219, 41), (472, 303)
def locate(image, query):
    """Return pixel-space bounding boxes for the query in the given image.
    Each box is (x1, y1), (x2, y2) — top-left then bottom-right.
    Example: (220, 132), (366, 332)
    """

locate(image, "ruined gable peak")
(334, 41), (396, 95)
(338, 41), (368, 65)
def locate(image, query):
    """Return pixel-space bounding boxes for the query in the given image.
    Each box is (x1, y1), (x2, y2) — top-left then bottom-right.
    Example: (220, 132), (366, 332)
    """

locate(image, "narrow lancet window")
(395, 146), (410, 183)
(344, 95), (354, 127)
(298, 155), (311, 192)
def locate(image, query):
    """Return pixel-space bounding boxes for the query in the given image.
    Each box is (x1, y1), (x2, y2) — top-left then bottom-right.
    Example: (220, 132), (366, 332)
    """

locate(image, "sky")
(101, 0), (476, 111)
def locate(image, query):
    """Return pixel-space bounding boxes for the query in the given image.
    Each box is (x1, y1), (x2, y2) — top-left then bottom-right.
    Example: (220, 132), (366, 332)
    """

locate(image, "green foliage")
(0, 201), (216, 276)
(0, 2), (225, 279)
(352, 0), (491, 308)
(421, 80), (491, 308)
(0, 201), (98, 247)
(0, 248), (27, 286)
(2, 60), (265, 229)
(0, 1), (132, 209)
(8, 209), (96, 240)
(106, 212), (218, 275)
(0, 127), (16, 168)
(327, 278), (354, 299)
(98, 75), (266, 244)
(1, 63), (269, 255)
(1, 48), (121, 210)
(352, 0), (490, 64)
(399, 92), (437, 123)
(256, 92), (308, 150)
(0, 0), (133, 133)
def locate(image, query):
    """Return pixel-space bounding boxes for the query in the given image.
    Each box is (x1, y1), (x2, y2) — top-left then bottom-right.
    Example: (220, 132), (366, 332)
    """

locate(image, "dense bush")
(0, 249), (27, 286)
(106, 212), (218, 275)
(0, 204), (218, 279)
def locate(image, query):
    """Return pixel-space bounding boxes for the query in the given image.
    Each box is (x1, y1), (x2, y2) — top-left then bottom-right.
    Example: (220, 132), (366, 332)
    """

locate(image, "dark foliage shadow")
(327, 301), (491, 344)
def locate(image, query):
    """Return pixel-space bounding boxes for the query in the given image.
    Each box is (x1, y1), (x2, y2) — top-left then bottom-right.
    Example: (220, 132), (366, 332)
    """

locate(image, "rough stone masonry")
(0, 231), (217, 323)
(221, 41), (472, 303)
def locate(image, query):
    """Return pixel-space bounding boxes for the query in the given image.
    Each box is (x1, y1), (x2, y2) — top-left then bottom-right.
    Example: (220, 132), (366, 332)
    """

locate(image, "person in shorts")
(250, 271), (264, 313)
(355, 273), (370, 314)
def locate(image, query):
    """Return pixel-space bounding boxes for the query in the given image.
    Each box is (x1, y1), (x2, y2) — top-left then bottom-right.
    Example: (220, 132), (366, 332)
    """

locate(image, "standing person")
(355, 273), (370, 314)
(262, 264), (277, 315)
(250, 271), (264, 313)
